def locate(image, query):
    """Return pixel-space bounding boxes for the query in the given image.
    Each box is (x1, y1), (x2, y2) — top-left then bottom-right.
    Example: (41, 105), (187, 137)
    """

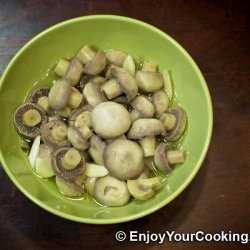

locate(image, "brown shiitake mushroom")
(67, 126), (89, 150)
(83, 51), (106, 75)
(54, 59), (70, 77)
(88, 135), (107, 165)
(48, 79), (71, 110)
(135, 71), (164, 92)
(52, 147), (85, 181)
(64, 57), (83, 86)
(94, 175), (130, 207)
(104, 139), (144, 180)
(154, 143), (186, 174)
(13, 103), (47, 138)
(41, 120), (70, 148)
(91, 102), (131, 139)
(105, 50), (127, 67)
(130, 96), (155, 122)
(163, 107), (187, 141)
(152, 90), (169, 117)
(127, 118), (166, 139)
(83, 81), (107, 107)
(111, 68), (138, 102)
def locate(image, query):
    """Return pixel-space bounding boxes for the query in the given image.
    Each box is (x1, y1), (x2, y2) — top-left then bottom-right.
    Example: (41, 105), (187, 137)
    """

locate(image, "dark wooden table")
(0, 0), (250, 249)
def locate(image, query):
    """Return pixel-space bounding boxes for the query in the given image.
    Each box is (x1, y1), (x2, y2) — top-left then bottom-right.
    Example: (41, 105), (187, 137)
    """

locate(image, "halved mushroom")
(163, 107), (187, 141)
(52, 147), (85, 181)
(67, 126), (89, 150)
(77, 45), (96, 65)
(91, 102), (131, 139)
(105, 50), (127, 67)
(56, 176), (84, 197)
(127, 118), (166, 139)
(54, 59), (70, 77)
(41, 120), (70, 148)
(67, 87), (84, 109)
(94, 175), (130, 207)
(68, 105), (92, 128)
(64, 57), (83, 86)
(88, 135), (107, 165)
(83, 81), (107, 107)
(83, 51), (106, 75)
(13, 103), (47, 138)
(152, 90), (169, 117)
(48, 79), (71, 110)
(104, 139), (144, 180)
(154, 143), (186, 173)
(135, 71), (164, 92)
(130, 96), (155, 122)
(111, 68), (138, 102)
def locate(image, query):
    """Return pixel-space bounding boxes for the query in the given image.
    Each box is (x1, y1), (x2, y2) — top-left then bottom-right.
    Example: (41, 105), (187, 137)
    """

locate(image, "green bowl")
(0, 15), (212, 224)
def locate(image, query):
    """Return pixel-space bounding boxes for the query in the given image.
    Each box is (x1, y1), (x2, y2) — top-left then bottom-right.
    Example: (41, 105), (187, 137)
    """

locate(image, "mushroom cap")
(83, 51), (106, 75)
(64, 57), (83, 86)
(135, 71), (164, 92)
(152, 90), (169, 117)
(104, 139), (144, 180)
(13, 103), (47, 138)
(27, 87), (50, 103)
(131, 96), (155, 118)
(88, 135), (107, 165)
(67, 126), (89, 150)
(41, 120), (70, 148)
(52, 147), (85, 181)
(127, 118), (166, 139)
(91, 102), (131, 139)
(111, 68), (138, 102)
(68, 105), (92, 128)
(154, 143), (173, 174)
(94, 175), (130, 207)
(105, 50), (127, 67)
(165, 107), (187, 141)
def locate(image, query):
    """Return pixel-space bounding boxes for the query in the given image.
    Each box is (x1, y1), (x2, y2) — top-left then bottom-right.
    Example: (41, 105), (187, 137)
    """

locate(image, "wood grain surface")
(0, 0), (250, 249)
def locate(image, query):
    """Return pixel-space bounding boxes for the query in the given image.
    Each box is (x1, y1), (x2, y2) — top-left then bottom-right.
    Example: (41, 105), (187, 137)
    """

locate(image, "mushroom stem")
(51, 125), (67, 141)
(78, 125), (93, 140)
(23, 109), (41, 127)
(166, 150), (186, 165)
(56, 106), (72, 118)
(62, 149), (81, 170)
(160, 113), (176, 131)
(141, 61), (157, 72)
(130, 109), (141, 122)
(67, 88), (83, 109)
(77, 45), (96, 65)
(100, 79), (123, 100)
(54, 59), (70, 77)
(139, 137), (156, 157)
(38, 96), (52, 115)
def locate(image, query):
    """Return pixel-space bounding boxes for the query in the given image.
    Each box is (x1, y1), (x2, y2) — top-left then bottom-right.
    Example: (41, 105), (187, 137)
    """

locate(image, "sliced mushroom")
(152, 90), (169, 117)
(64, 57), (83, 86)
(54, 59), (70, 77)
(94, 175), (130, 207)
(127, 118), (166, 139)
(130, 96), (155, 122)
(105, 50), (127, 67)
(27, 87), (50, 104)
(135, 71), (164, 92)
(104, 139), (144, 180)
(91, 102), (131, 139)
(83, 81), (107, 107)
(77, 45), (96, 65)
(67, 126), (89, 150)
(52, 147), (85, 181)
(164, 107), (187, 141)
(83, 51), (106, 75)
(154, 143), (186, 173)
(111, 68), (138, 102)
(41, 120), (70, 148)
(88, 135), (107, 165)
(13, 103), (47, 138)
(48, 79), (71, 110)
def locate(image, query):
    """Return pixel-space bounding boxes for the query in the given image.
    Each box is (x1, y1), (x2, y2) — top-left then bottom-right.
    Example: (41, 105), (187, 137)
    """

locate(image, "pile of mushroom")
(13, 45), (187, 207)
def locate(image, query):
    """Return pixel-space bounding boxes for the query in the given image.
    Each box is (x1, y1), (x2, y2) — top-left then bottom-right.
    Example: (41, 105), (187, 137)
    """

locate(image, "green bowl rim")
(0, 14), (213, 224)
